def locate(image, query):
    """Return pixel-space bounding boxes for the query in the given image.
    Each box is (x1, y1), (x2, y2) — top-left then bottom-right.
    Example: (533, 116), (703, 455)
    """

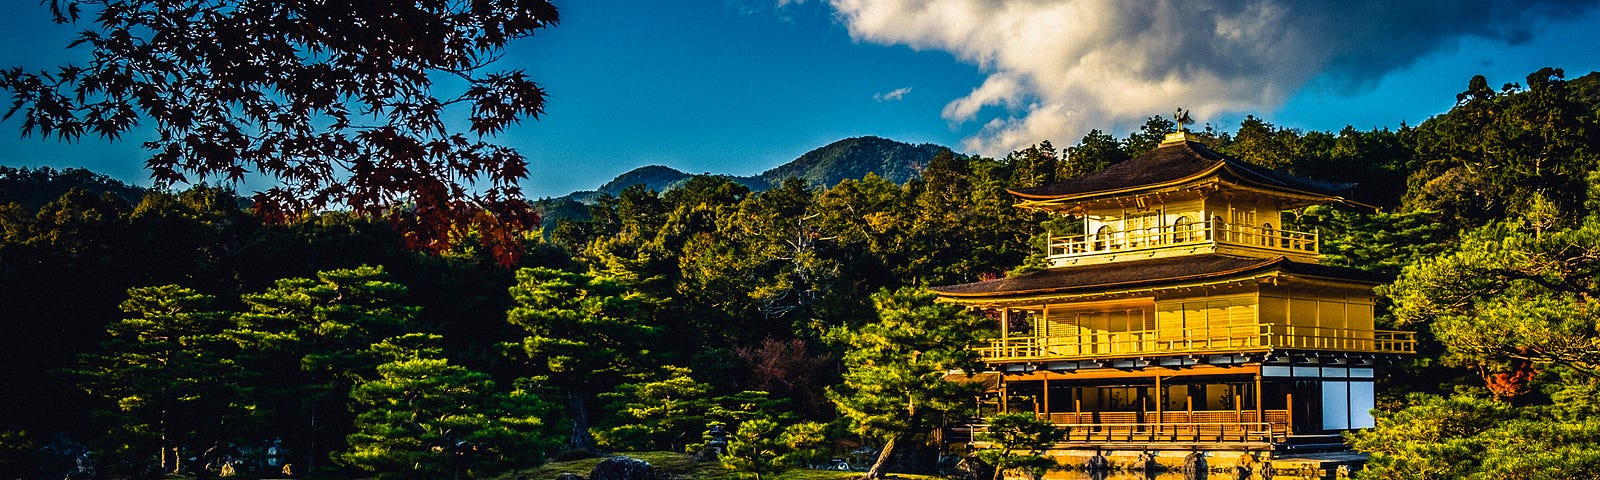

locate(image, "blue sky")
(2, 1), (1599, 198)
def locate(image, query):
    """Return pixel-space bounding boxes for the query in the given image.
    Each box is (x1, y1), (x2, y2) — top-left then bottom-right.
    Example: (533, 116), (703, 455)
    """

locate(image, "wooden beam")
(1000, 364), (1261, 382)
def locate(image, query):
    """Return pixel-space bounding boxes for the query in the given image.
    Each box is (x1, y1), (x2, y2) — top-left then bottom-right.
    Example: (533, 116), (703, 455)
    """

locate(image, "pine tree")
(974, 413), (1065, 480)
(76, 285), (249, 473)
(594, 365), (713, 452)
(339, 334), (553, 479)
(232, 265), (418, 472)
(826, 287), (990, 479)
(506, 267), (657, 451)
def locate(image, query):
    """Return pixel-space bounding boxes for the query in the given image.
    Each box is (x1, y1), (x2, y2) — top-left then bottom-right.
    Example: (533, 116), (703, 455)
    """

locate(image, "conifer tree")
(974, 413), (1065, 480)
(339, 334), (552, 480)
(594, 365), (712, 452)
(826, 287), (989, 479)
(232, 265), (418, 472)
(506, 267), (656, 451)
(76, 285), (249, 473)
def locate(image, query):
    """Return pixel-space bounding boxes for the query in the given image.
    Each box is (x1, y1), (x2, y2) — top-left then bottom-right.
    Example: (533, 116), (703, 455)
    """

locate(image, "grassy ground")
(148, 451), (942, 480)
(490, 451), (942, 480)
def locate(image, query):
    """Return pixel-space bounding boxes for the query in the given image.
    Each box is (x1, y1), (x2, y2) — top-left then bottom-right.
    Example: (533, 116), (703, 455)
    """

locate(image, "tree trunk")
(567, 391), (596, 451)
(160, 410), (176, 474)
(862, 436), (898, 480)
(307, 407), (319, 473)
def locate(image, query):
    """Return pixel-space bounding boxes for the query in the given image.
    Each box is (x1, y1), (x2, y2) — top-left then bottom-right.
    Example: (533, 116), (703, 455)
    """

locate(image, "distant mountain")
(757, 136), (945, 188)
(555, 136), (949, 201)
(0, 166), (147, 210)
(534, 136), (952, 230)
(562, 165), (694, 203)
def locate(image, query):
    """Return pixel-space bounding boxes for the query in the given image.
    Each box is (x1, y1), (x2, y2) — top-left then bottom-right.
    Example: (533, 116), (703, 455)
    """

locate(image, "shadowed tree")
(506, 267), (656, 451)
(232, 265), (418, 473)
(1, 0), (561, 263)
(76, 285), (250, 474)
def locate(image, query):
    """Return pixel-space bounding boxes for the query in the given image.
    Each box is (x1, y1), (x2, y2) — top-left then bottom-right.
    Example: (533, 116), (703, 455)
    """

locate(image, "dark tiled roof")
(1009, 140), (1353, 199)
(932, 254), (1384, 298)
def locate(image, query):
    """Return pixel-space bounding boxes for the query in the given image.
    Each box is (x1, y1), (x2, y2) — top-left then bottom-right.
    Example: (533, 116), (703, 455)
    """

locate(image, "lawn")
(490, 452), (942, 480)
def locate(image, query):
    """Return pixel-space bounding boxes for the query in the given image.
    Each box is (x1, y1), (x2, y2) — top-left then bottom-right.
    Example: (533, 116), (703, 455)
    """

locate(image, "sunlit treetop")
(1, 0), (559, 264)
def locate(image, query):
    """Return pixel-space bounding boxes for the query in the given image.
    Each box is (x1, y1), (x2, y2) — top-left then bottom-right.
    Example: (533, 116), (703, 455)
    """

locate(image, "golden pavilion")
(933, 132), (1414, 456)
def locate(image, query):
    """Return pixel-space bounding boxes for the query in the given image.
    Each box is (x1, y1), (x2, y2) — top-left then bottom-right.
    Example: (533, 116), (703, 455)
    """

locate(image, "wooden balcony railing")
(963, 410), (1290, 446)
(1047, 220), (1316, 261)
(976, 323), (1415, 362)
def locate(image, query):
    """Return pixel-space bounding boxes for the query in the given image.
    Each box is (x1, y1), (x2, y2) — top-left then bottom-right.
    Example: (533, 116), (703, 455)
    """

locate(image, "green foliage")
(777, 421), (832, 468)
(1123, 115), (1176, 157)
(507, 267), (657, 385)
(232, 265), (420, 470)
(595, 365), (713, 452)
(974, 413), (1065, 480)
(1063, 129), (1129, 179)
(1383, 216), (1600, 381)
(338, 334), (553, 479)
(1350, 393), (1515, 479)
(826, 287), (991, 477)
(507, 266), (657, 450)
(1362, 72), (1600, 475)
(0, 166), (146, 210)
(720, 418), (829, 480)
(1351, 391), (1600, 480)
(1403, 69), (1600, 228)
(75, 285), (251, 470)
(721, 417), (789, 480)
(1009, 215), (1082, 277)
(1295, 205), (1457, 276)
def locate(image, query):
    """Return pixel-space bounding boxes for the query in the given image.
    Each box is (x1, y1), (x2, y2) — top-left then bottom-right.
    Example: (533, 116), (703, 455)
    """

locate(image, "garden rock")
(589, 456), (660, 480)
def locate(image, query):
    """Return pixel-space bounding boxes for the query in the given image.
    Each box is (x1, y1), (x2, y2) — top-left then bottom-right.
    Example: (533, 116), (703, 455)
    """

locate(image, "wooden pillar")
(1285, 389), (1295, 434)
(1154, 375), (1164, 427)
(1074, 387), (1082, 423)
(999, 378), (1009, 414)
(1234, 384), (1244, 440)
(1254, 374), (1264, 428)
(1000, 309), (1010, 340)
(1042, 376), (1050, 418)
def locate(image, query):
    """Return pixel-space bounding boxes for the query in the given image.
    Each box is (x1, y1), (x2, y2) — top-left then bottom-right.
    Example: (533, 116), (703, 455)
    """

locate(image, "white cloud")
(874, 86), (913, 102)
(819, 0), (1593, 155)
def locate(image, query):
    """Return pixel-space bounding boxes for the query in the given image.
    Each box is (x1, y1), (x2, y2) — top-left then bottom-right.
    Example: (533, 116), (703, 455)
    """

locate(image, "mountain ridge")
(545, 136), (951, 203)
(533, 135), (953, 229)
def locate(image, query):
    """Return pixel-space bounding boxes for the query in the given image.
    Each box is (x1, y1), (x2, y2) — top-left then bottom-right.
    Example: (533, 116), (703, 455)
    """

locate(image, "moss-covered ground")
(489, 451), (942, 480)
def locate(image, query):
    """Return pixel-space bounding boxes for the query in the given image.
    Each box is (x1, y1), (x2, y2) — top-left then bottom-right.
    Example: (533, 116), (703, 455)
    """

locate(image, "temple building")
(933, 132), (1414, 461)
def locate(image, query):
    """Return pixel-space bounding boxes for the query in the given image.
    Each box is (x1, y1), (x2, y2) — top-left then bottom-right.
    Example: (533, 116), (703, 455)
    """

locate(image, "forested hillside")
(2, 68), (1597, 479)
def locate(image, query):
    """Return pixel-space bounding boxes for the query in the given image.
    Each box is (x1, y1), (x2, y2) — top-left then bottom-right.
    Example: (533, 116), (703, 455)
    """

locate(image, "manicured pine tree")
(338, 333), (553, 479)
(506, 267), (657, 451)
(232, 265), (418, 472)
(76, 285), (250, 474)
(720, 417), (787, 480)
(974, 413), (1065, 480)
(826, 287), (990, 479)
(594, 365), (713, 452)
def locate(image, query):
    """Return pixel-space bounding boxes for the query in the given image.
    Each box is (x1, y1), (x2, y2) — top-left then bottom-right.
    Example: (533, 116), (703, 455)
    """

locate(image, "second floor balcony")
(977, 323), (1416, 364)
(1047, 220), (1318, 266)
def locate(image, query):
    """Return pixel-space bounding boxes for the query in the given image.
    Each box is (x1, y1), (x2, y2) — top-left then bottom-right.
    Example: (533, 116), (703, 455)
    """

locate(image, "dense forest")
(2, 67), (1598, 480)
